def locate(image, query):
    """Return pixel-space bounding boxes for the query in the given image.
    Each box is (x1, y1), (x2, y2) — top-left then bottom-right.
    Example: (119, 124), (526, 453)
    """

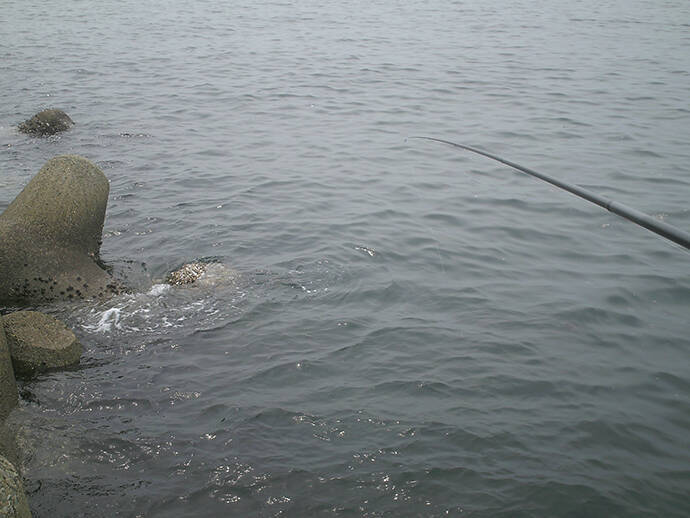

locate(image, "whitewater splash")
(147, 283), (171, 297)
(91, 307), (123, 332)
(81, 264), (245, 335)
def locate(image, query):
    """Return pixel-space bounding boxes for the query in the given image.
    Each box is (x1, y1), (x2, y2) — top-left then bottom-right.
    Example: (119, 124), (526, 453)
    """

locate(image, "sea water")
(1, 1), (689, 516)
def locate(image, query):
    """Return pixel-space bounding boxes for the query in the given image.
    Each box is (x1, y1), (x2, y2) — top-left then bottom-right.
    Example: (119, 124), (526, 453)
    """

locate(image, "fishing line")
(410, 136), (690, 251)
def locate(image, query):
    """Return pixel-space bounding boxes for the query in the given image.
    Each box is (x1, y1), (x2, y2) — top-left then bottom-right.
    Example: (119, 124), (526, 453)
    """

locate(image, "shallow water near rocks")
(1, 1), (689, 516)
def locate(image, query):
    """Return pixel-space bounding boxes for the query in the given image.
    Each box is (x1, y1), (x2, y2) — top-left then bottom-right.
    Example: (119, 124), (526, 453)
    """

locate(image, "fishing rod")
(411, 136), (690, 251)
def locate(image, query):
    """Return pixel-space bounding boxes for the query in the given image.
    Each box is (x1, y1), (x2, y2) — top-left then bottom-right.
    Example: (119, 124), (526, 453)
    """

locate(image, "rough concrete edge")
(0, 321), (18, 419)
(0, 308), (88, 518)
(2, 311), (83, 378)
(0, 454), (31, 518)
(0, 322), (31, 517)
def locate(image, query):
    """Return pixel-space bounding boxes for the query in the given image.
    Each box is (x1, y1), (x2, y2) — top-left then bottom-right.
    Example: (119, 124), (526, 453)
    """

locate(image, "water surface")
(1, 1), (689, 516)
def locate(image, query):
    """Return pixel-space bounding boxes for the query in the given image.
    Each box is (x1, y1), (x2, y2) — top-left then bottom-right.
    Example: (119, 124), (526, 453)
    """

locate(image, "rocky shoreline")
(1, 109), (235, 516)
(2, 312), (84, 517)
(1, 323), (31, 518)
(1, 109), (89, 517)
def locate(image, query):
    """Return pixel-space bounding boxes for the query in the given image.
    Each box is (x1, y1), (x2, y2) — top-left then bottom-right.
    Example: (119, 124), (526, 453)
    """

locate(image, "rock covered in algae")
(1, 311), (82, 377)
(0, 455), (31, 518)
(18, 108), (74, 136)
(0, 155), (123, 305)
(0, 324), (18, 421)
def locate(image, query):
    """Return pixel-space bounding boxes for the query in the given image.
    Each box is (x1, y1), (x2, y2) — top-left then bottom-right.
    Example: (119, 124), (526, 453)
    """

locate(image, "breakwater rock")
(0, 324), (18, 421)
(166, 262), (239, 288)
(0, 155), (123, 305)
(18, 109), (74, 136)
(2, 311), (82, 377)
(0, 323), (30, 516)
(0, 455), (31, 518)
(166, 262), (208, 285)
(0, 423), (19, 471)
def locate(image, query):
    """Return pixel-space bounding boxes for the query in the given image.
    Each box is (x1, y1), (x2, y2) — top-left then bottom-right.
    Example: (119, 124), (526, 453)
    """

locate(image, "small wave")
(77, 269), (245, 336)
(568, 420), (669, 457)
(147, 283), (171, 296)
(354, 245), (377, 257)
(83, 397), (153, 412)
(554, 305), (642, 328)
(85, 307), (123, 333)
(372, 379), (454, 398)
(630, 148), (663, 158)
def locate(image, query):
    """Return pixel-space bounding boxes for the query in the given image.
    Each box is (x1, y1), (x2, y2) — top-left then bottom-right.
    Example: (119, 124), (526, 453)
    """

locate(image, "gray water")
(1, 1), (689, 516)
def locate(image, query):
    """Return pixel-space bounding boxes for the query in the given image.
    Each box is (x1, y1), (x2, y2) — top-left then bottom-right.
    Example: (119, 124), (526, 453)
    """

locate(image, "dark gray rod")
(411, 136), (690, 251)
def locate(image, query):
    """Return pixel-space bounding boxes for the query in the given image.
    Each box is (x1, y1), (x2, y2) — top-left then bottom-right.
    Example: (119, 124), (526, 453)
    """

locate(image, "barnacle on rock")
(165, 262), (207, 285)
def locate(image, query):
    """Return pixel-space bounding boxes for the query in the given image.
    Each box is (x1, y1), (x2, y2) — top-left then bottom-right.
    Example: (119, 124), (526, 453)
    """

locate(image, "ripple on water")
(3, 0), (690, 516)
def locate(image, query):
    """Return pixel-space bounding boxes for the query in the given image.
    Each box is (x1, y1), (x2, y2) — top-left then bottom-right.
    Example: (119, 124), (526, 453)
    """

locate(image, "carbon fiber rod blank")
(411, 136), (690, 251)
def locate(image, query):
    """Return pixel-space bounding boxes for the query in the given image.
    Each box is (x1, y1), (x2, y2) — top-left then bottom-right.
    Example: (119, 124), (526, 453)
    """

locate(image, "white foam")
(77, 266), (243, 335)
(148, 283), (171, 296)
(89, 307), (122, 333)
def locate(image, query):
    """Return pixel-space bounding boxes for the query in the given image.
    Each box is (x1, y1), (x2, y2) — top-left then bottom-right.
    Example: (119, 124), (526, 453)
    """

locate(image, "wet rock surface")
(166, 262), (208, 285)
(165, 262), (239, 288)
(0, 155), (123, 305)
(0, 324), (18, 421)
(17, 108), (74, 136)
(0, 455), (31, 518)
(0, 423), (19, 478)
(2, 311), (82, 377)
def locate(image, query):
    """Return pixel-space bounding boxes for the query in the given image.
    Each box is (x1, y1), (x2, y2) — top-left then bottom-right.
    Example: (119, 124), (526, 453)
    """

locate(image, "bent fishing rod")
(411, 136), (690, 251)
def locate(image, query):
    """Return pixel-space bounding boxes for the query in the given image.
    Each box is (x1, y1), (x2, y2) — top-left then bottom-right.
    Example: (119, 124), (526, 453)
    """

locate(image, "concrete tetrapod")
(0, 455), (31, 518)
(0, 422), (19, 474)
(0, 324), (19, 421)
(17, 108), (74, 136)
(0, 155), (123, 305)
(0, 323), (25, 517)
(2, 311), (82, 377)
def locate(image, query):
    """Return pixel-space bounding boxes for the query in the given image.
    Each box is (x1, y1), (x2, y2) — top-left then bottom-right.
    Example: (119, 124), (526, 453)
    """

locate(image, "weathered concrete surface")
(0, 155), (123, 305)
(0, 424), (19, 474)
(0, 455), (31, 518)
(18, 108), (73, 136)
(2, 311), (82, 377)
(0, 324), (19, 420)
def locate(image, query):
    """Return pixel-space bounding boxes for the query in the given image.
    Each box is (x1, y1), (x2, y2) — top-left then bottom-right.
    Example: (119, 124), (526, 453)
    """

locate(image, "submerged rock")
(0, 155), (123, 305)
(0, 455), (31, 518)
(166, 262), (208, 285)
(0, 325), (18, 420)
(165, 262), (239, 288)
(2, 311), (82, 377)
(18, 108), (74, 136)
